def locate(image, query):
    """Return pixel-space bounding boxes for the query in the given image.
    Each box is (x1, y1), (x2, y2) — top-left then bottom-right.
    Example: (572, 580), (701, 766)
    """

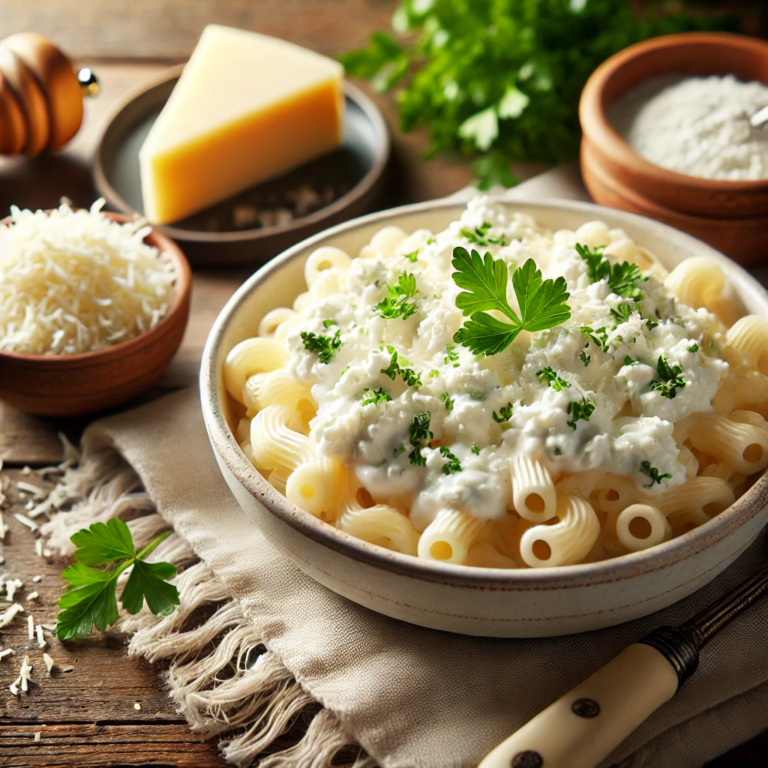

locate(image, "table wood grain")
(0, 6), (767, 765)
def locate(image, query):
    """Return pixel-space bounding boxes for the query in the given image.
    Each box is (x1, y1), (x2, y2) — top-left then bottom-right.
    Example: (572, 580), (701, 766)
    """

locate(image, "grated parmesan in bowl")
(0, 200), (176, 356)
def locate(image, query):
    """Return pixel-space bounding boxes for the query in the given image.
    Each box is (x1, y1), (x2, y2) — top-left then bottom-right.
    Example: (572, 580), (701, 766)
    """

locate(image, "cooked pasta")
(224, 196), (768, 568)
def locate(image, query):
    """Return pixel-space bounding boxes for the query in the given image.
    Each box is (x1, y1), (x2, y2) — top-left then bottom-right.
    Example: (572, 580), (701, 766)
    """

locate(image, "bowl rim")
(580, 31), (768, 192)
(201, 195), (768, 591)
(0, 209), (192, 364)
(92, 65), (391, 244)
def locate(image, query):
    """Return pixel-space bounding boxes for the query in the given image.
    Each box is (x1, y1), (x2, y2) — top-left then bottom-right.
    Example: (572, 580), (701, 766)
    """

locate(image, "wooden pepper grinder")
(0, 32), (98, 156)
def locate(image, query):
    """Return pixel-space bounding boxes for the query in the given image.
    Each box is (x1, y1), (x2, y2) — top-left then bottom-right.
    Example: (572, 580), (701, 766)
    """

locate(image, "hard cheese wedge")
(139, 25), (344, 225)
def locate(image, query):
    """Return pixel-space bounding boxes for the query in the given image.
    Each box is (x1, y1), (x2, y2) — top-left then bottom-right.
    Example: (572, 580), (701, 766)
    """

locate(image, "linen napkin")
(46, 168), (768, 768)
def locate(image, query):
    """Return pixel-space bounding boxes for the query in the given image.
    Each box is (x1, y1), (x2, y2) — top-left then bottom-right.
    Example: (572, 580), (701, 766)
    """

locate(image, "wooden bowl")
(0, 212), (191, 416)
(201, 197), (768, 638)
(93, 67), (390, 267)
(579, 32), (768, 265)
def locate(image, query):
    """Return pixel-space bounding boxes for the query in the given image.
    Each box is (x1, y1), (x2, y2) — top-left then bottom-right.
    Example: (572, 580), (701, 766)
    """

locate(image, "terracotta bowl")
(0, 211), (191, 416)
(201, 197), (768, 638)
(579, 32), (768, 265)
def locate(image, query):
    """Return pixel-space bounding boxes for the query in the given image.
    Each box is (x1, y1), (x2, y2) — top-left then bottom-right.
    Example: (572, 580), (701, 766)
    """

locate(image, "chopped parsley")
(471, 443), (480, 455)
(301, 329), (342, 364)
(624, 355), (640, 366)
(426, 237), (436, 245)
(468, 390), (485, 401)
(407, 411), (433, 466)
(567, 398), (595, 430)
(688, 343), (699, 353)
(444, 345), (460, 367)
(381, 349), (422, 388)
(340, 365), (350, 376)
(440, 393), (455, 411)
(579, 351), (591, 367)
(439, 446), (463, 475)
(452, 248), (570, 357)
(553, 447), (563, 456)
(576, 243), (648, 302)
(459, 220), (509, 247)
(394, 444), (406, 457)
(322, 319), (338, 328)
(580, 325), (608, 352)
(536, 366), (571, 391)
(376, 272), (419, 320)
(428, 369), (440, 378)
(404, 250), (419, 263)
(649, 355), (686, 399)
(492, 402), (513, 424)
(640, 461), (672, 487)
(361, 387), (392, 406)
(610, 302), (633, 325)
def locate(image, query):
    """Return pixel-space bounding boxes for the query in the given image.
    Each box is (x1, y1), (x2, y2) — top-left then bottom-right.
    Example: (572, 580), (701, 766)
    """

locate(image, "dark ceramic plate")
(93, 65), (389, 266)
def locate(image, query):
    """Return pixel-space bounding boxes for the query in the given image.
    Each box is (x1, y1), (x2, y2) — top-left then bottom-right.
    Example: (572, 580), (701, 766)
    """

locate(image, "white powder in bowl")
(609, 74), (768, 181)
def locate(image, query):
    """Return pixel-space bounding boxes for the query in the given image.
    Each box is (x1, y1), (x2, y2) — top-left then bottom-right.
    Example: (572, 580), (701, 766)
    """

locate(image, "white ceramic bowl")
(200, 198), (768, 638)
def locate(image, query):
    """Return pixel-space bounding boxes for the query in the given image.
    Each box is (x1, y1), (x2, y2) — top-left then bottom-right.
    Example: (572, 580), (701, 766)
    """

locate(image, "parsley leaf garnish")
(361, 387), (392, 406)
(579, 351), (590, 367)
(610, 302), (633, 325)
(536, 367), (571, 391)
(576, 243), (647, 302)
(394, 444), (406, 457)
(408, 411), (433, 466)
(640, 461), (672, 487)
(452, 248), (570, 357)
(440, 393), (454, 411)
(471, 443), (480, 455)
(444, 345), (460, 367)
(323, 319), (338, 328)
(381, 349), (422, 388)
(460, 221), (509, 247)
(649, 355), (686, 399)
(624, 355), (640, 366)
(580, 325), (608, 352)
(492, 402), (513, 423)
(688, 343), (699, 353)
(404, 250), (419, 263)
(376, 272), (419, 320)
(439, 446), (463, 475)
(301, 329), (342, 364)
(56, 519), (179, 641)
(567, 398), (595, 430)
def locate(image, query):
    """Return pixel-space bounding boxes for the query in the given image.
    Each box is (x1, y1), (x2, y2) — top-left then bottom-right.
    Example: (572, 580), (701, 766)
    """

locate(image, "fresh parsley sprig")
(301, 329), (342, 364)
(381, 348), (422, 388)
(460, 221), (509, 247)
(452, 248), (570, 357)
(567, 398), (595, 430)
(640, 461), (672, 487)
(492, 402), (513, 424)
(649, 355), (686, 399)
(408, 411), (433, 466)
(439, 446), (462, 475)
(361, 387), (392, 406)
(56, 519), (179, 640)
(376, 272), (419, 320)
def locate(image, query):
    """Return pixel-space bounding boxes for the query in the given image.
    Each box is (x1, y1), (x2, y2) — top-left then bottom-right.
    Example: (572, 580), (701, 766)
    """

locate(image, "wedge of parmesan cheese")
(0, 200), (175, 355)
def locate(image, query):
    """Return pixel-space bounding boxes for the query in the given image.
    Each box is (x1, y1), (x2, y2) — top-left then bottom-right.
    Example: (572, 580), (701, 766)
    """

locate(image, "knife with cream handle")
(479, 560), (768, 768)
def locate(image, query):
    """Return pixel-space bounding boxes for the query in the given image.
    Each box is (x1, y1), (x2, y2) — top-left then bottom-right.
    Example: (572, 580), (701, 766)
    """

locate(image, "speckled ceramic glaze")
(200, 198), (768, 638)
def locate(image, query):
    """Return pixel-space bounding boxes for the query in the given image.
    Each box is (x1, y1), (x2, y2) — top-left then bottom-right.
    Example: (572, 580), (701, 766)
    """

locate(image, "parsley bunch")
(56, 519), (179, 640)
(339, 1), (733, 189)
(452, 248), (570, 356)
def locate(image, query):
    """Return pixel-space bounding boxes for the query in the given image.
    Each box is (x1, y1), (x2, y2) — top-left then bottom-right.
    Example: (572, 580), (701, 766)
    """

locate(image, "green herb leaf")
(439, 446), (462, 475)
(404, 250), (419, 263)
(440, 393), (454, 411)
(610, 302), (633, 325)
(471, 442), (481, 455)
(323, 319), (338, 328)
(580, 325), (608, 352)
(407, 411), (433, 466)
(301, 329), (342, 364)
(639, 461), (672, 487)
(688, 343), (699, 353)
(56, 520), (178, 640)
(459, 221), (509, 247)
(567, 398), (595, 430)
(536, 367), (571, 392)
(576, 243), (647, 302)
(376, 272), (419, 320)
(579, 351), (590, 367)
(492, 402), (513, 423)
(444, 345), (460, 367)
(649, 355), (686, 399)
(452, 250), (570, 357)
(624, 355), (640, 366)
(361, 387), (393, 406)
(381, 349), (422, 389)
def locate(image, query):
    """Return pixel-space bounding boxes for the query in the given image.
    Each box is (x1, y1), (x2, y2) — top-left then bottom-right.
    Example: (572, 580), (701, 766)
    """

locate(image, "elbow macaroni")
(226, 202), (768, 569)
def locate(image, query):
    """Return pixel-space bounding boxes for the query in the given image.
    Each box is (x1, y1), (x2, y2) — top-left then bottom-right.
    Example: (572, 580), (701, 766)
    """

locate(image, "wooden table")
(0, 3), (767, 765)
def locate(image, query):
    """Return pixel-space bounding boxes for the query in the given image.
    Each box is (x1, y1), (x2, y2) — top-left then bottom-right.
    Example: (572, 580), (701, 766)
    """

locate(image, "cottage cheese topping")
(609, 74), (768, 181)
(285, 198), (728, 529)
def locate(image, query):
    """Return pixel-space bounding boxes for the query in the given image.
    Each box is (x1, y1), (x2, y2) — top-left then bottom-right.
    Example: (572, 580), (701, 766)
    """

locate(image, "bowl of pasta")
(201, 195), (768, 637)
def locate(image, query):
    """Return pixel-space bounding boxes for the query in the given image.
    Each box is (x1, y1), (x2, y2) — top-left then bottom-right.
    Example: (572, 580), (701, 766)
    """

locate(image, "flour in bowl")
(609, 74), (768, 181)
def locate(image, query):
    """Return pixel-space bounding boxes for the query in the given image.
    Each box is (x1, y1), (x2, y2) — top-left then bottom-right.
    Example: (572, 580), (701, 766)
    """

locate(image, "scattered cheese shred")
(0, 603), (24, 628)
(0, 199), (175, 355)
(43, 652), (55, 674)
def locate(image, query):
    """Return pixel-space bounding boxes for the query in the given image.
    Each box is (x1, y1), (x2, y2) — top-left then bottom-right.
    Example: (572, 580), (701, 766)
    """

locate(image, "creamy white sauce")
(285, 198), (728, 530)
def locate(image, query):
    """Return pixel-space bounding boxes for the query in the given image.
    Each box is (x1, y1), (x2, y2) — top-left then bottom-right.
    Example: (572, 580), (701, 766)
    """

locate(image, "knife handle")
(478, 643), (680, 768)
